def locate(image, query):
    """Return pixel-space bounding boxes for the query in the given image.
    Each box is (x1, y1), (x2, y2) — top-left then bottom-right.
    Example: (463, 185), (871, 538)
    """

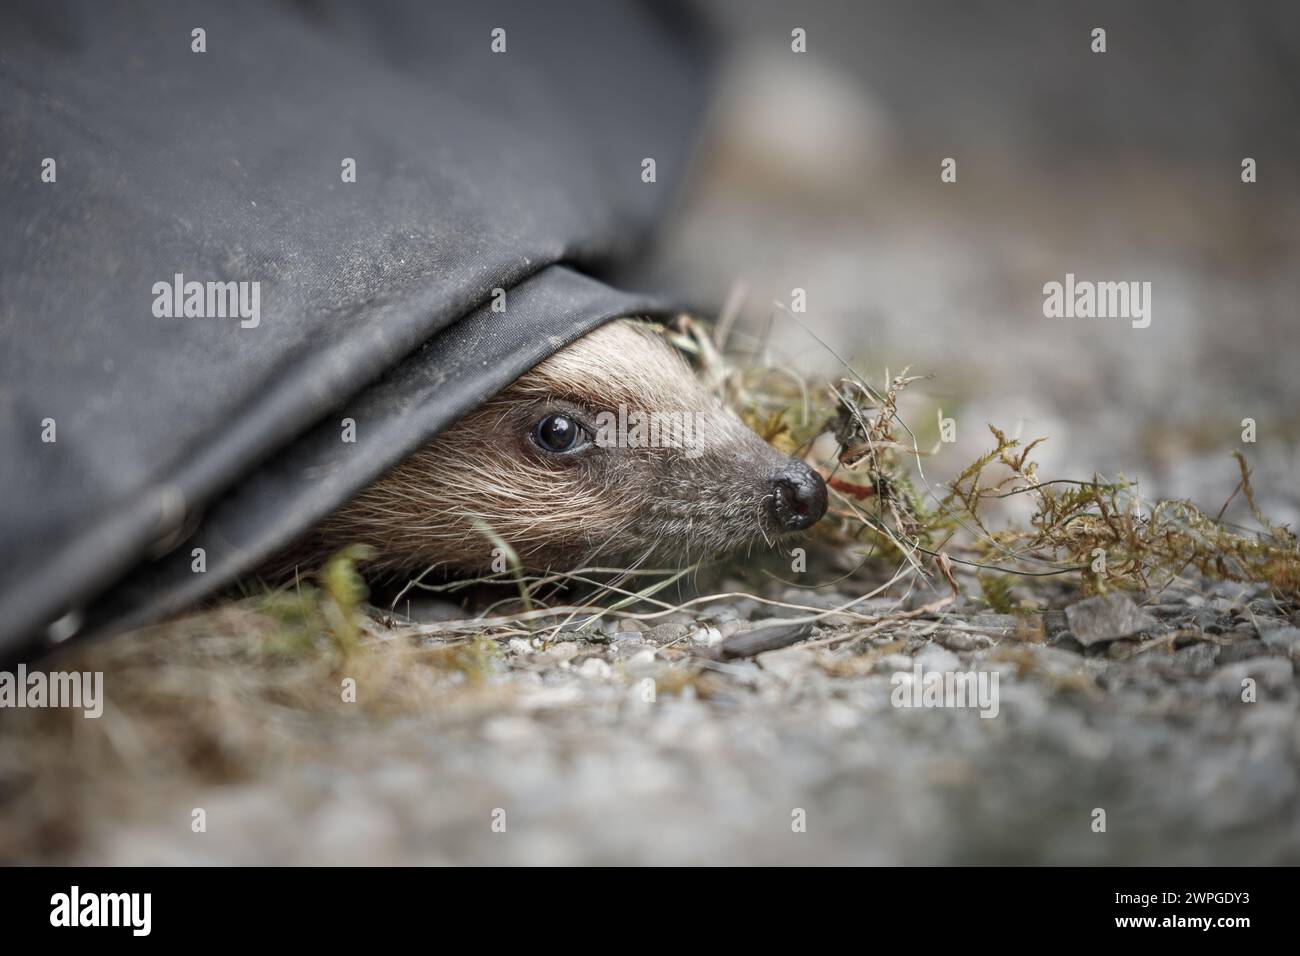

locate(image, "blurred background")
(642, 0), (1300, 525)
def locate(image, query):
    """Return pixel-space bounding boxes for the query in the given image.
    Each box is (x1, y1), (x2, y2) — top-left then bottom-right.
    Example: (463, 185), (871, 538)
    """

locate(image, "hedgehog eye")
(532, 413), (589, 454)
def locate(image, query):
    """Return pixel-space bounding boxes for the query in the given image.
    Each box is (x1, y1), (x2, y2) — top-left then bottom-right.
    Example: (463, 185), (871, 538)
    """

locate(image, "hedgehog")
(300, 319), (827, 575)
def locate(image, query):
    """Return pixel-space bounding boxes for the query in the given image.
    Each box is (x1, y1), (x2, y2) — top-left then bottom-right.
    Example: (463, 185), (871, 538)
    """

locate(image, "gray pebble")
(1065, 593), (1159, 646)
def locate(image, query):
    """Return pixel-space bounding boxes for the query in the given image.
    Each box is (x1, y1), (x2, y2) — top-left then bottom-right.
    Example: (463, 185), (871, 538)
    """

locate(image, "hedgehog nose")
(769, 461), (828, 531)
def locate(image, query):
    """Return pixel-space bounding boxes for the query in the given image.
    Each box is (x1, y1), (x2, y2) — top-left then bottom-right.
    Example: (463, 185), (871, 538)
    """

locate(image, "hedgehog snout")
(768, 461), (828, 531)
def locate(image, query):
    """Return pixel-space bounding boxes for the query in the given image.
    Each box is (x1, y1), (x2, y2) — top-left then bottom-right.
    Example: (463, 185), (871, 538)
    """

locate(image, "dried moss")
(977, 574), (1018, 614)
(680, 313), (1300, 603)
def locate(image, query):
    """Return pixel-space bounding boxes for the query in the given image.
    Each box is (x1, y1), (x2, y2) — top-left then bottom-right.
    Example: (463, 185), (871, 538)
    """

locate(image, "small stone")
(578, 658), (612, 680)
(970, 613), (1018, 633)
(627, 649), (658, 674)
(690, 625), (724, 647)
(938, 630), (991, 652)
(535, 641), (579, 665)
(1261, 627), (1300, 658)
(645, 623), (690, 644)
(1047, 631), (1085, 655)
(755, 646), (816, 680)
(1064, 593), (1158, 646)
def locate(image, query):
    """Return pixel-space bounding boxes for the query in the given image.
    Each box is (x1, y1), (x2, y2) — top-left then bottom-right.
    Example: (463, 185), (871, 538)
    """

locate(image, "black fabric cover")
(0, 0), (708, 660)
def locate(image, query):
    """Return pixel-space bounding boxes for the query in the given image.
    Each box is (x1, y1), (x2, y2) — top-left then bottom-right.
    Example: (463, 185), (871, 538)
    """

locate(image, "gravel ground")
(4, 573), (1295, 866)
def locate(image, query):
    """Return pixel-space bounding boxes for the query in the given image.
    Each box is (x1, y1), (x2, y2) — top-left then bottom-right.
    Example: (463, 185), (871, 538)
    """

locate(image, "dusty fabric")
(0, 0), (709, 658)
